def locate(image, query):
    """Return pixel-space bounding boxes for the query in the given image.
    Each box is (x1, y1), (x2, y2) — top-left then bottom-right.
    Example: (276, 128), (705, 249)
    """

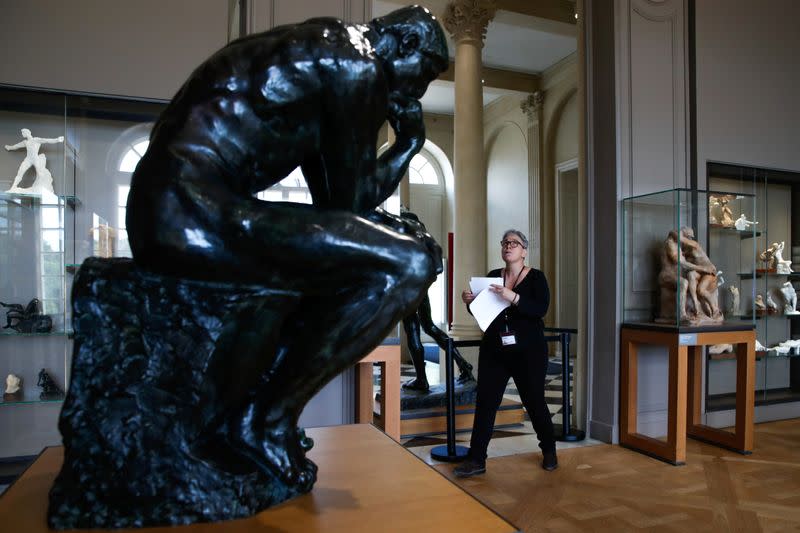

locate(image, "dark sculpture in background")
(0, 298), (52, 334)
(37, 368), (64, 400)
(49, 5), (448, 529)
(400, 209), (474, 391)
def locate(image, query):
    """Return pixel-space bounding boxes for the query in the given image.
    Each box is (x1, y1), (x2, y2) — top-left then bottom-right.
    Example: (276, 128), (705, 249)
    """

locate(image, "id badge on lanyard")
(501, 331), (517, 346)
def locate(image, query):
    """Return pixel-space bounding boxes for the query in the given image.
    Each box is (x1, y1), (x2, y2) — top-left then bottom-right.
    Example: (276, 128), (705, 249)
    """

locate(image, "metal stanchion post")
(430, 338), (469, 462)
(557, 332), (585, 442)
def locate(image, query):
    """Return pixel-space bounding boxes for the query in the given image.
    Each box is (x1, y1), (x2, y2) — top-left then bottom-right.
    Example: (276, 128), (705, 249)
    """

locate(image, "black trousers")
(468, 342), (555, 461)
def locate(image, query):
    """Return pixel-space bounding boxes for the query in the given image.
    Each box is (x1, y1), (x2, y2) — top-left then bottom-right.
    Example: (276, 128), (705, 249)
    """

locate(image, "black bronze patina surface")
(49, 5), (447, 529)
(399, 209), (474, 392)
(1, 298), (52, 333)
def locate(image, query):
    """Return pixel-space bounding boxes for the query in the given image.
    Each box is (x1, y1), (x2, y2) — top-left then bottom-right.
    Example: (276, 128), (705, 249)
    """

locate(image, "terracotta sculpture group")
(656, 227), (723, 325)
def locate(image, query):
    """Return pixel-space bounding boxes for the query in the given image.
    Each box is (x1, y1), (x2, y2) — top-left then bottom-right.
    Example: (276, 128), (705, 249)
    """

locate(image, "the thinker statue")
(4, 128), (64, 194)
(50, 6), (449, 529)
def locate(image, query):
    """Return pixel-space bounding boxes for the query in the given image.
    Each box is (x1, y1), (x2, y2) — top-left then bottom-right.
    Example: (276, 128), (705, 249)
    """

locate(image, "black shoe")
(542, 451), (558, 471)
(453, 458), (486, 478)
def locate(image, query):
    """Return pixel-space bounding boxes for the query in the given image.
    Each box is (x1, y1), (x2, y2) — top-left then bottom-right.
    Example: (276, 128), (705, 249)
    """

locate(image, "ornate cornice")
(521, 91), (544, 120)
(442, 0), (497, 46)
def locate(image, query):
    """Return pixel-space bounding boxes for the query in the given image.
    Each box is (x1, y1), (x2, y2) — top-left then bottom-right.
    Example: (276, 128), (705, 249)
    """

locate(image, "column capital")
(442, 0), (497, 47)
(521, 91), (544, 120)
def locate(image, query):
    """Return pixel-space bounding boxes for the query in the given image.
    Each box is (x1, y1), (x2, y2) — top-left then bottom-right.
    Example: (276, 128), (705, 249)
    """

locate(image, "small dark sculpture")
(49, 5), (448, 529)
(37, 368), (64, 400)
(400, 210), (474, 391)
(0, 298), (53, 333)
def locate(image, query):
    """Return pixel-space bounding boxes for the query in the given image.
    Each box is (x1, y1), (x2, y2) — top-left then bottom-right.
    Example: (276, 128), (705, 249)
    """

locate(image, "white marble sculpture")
(727, 285), (740, 316)
(767, 293), (779, 314)
(708, 344), (733, 355)
(4, 128), (64, 195)
(5, 374), (21, 394)
(774, 241), (793, 274)
(781, 281), (798, 314)
(755, 294), (766, 311)
(755, 339), (767, 352)
(734, 214), (758, 231)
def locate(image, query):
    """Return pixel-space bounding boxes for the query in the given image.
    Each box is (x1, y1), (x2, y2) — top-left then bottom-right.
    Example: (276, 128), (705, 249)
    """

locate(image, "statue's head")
(21, 128), (31, 138)
(372, 5), (449, 99)
(680, 226), (695, 240)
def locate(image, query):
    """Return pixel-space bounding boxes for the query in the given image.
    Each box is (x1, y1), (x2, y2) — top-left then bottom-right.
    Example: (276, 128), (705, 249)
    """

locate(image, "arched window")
(256, 167), (312, 204)
(408, 153), (440, 185)
(118, 140), (149, 172)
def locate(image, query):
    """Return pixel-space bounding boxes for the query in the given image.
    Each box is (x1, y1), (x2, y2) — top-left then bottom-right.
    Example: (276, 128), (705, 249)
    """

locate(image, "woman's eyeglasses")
(500, 240), (523, 249)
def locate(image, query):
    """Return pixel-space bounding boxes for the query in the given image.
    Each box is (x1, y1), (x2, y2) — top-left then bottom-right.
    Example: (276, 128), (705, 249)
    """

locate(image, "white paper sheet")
(468, 278), (509, 331)
(469, 277), (501, 295)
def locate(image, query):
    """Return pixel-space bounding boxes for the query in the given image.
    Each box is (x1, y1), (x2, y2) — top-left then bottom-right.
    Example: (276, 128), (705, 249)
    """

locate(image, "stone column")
(444, 0), (496, 338)
(521, 91), (544, 270)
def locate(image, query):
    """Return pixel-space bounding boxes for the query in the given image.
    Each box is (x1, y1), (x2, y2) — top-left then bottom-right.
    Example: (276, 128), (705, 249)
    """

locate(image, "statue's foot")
(229, 424), (317, 491)
(402, 377), (430, 391)
(457, 369), (475, 384)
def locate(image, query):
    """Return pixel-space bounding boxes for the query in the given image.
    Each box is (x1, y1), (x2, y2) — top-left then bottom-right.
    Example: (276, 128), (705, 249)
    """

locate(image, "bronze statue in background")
(49, 6), (448, 529)
(656, 227), (723, 325)
(400, 210), (474, 391)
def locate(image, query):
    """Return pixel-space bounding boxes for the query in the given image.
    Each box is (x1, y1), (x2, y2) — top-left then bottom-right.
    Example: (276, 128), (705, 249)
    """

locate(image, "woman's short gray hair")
(502, 229), (529, 249)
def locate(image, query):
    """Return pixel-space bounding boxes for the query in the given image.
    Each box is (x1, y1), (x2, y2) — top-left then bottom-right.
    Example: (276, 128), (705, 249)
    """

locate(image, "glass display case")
(622, 188), (757, 328)
(706, 163), (800, 418)
(0, 85), (165, 453)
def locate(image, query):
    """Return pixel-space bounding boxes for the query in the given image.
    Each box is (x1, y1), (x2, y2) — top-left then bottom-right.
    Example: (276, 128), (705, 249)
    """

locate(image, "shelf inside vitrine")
(709, 225), (761, 239)
(0, 330), (72, 337)
(0, 391), (64, 407)
(0, 192), (80, 208)
(737, 272), (791, 279)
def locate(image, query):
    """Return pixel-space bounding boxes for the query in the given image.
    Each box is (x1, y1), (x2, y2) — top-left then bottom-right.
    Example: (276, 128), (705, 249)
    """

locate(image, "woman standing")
(454, 229), (556, 477)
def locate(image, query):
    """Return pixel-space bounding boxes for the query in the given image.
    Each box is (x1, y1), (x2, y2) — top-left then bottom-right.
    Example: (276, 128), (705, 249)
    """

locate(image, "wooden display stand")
(620, 323), (756, 465)
(0, 425), (517, 532)
(355, 344), (400, 441)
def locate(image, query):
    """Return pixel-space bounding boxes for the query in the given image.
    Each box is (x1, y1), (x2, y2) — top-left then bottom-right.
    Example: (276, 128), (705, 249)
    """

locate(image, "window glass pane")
(118, 207), (127, 230)
(118, 185), (130, 207)
(409, 167), (424, 184)
(116, 229), (131, 258)
(132, 140), (149, 156)
(119, 151), (140, 172)
(288, 191), (311, 204)
(42, 299), (61, 315)
(42, 278), (63, 300)
(420, 162), (438, 185)
(279, 167), (307, 188)
(42, 253), (62, 276)
(258, 190), (283, 202)
(41, 229), (62, 252)
(41, 206), (62, 229)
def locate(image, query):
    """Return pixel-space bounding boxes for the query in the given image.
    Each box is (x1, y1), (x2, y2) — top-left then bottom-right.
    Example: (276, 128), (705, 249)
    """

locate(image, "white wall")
(695, 0), (800, 181)
(554, 93), (578, 165)
(0, 1), (228, 100)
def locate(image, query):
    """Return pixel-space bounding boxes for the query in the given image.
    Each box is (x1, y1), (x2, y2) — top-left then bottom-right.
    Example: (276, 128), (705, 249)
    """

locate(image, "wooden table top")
(0, 424), (517, 532)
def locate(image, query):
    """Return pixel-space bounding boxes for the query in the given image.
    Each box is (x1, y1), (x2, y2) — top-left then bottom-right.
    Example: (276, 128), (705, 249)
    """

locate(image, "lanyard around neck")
(503, 266), (525, 289)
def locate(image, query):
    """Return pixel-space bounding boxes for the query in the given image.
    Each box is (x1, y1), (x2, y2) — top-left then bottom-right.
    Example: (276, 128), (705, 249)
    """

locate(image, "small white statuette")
(780, 281), (799, 314)
(755, 339), (767, 352)
(4, 128), (64, 195)
(5, 374), (21, 394)
(755, 294), (766, 311)
(727, 285), (740, 316)
(774, 241), (793, 274)
(734, 214), (758, 231)
(767, 293), (779, 313)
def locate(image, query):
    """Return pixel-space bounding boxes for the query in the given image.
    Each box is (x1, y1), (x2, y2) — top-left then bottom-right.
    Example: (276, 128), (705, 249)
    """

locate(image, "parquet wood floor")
(434, 419), (800, 532)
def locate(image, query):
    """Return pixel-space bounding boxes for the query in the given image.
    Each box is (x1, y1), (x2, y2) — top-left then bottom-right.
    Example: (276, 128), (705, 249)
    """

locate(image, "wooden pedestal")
(0, 425), (517, 532)
(355, 345), (400, 441)
(620, 324), (755, 465)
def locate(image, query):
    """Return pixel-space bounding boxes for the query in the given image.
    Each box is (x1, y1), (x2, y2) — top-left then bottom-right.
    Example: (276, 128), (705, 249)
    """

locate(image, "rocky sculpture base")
(48, 258), (311, 529)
